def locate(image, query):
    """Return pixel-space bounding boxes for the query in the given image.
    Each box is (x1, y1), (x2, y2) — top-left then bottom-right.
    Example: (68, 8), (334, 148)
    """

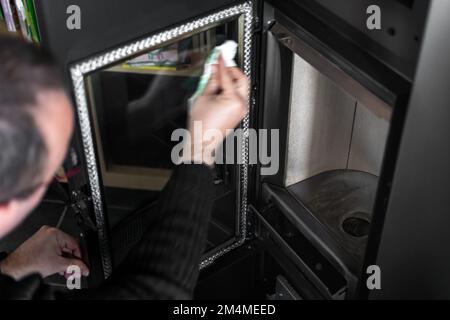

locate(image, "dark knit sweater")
(0, 164), (214, 300)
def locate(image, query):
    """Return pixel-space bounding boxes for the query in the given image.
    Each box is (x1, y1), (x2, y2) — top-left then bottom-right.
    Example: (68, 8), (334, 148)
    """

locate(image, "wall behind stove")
(285, 54), (389, 186)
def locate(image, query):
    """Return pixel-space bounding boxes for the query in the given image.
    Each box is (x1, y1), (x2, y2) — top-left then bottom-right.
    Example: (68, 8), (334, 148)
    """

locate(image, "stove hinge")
(70, 190), (97, 233)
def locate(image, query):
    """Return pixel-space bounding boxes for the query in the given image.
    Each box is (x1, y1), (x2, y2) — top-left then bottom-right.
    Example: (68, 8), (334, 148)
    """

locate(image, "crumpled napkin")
(189, 40), (238, 104)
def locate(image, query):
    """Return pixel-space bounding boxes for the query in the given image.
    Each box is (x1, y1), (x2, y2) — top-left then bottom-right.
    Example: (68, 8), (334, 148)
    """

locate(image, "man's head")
(0, 36), (74, 238)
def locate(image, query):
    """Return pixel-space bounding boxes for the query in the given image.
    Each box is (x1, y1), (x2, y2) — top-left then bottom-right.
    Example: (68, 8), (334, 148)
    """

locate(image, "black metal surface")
(269, 21), (392, 119)
(261, 183), (359, 294)
(34, 0), (241, 67)
(264, 1), (411, 108)
(261, 236), (326, 300)
(362, 0), (450, 299)
(194, 240), (265, 300)
(301, 0), (428, 80)
(258, 23), (293, 187)
(268, 275), (302, 300)
(260, 171), (380, 298)
(254, 205), (345, 298)
(287, 170), (377, 264)
(266, 0), (429, 82)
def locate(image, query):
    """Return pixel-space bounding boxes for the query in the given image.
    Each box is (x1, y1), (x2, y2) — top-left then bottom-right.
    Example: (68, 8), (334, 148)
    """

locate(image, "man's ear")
(0, 186), (46, 239)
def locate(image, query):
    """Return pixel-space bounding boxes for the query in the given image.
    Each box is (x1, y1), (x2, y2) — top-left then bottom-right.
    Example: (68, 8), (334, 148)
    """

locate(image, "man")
(0, 36), (248, 299)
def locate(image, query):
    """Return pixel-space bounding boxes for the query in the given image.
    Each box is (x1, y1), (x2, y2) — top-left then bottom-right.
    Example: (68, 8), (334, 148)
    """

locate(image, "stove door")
(66, 2), (255, 280)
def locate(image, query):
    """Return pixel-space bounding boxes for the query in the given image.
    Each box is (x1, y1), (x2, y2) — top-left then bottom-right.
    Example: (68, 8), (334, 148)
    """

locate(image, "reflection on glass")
(85, 19), (243, 241)
(87, 20), (241, 193)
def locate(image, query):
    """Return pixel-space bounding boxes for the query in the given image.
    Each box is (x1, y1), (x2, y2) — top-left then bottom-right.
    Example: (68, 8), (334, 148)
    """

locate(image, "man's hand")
(0, 225), (89, 280)
(184, 55), (250, 166)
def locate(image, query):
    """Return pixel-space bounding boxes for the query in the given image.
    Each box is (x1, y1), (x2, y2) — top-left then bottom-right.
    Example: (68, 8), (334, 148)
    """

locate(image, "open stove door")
(35, 0), (258, 286)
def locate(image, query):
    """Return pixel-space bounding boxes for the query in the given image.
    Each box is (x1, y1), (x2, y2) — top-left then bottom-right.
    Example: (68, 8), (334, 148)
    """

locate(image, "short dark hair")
(0, 36), (65, 203)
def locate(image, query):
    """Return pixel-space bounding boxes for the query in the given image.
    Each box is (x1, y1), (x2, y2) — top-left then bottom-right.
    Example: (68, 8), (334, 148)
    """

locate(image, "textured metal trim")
(70, 2), (253, 277)
(200, 1), (253, 270)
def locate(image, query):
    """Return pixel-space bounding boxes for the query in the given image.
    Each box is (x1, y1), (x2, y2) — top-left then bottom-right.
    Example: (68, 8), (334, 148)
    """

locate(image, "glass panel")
(85, 19), (242, 252)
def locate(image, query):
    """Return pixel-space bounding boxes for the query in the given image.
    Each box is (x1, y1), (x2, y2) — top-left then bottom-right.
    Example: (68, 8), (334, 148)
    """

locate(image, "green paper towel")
(190, 40), (238, 104)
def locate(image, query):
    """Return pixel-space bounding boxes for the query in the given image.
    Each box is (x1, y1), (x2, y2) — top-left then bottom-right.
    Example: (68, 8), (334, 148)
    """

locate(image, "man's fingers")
(218, 55), (235, 94)
(228, 67), (250, 102)
(203, 64), (219, 95)
(58, 257), (90, 277)
(228, 67), (247, 83)
(55, 229), (82, 259)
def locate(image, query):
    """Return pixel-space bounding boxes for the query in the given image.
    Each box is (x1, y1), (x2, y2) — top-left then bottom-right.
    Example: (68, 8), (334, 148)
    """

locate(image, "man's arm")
(0, 164), (212, 300)
(0, 58), (248, 300)
(69, 163), (214, 299)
